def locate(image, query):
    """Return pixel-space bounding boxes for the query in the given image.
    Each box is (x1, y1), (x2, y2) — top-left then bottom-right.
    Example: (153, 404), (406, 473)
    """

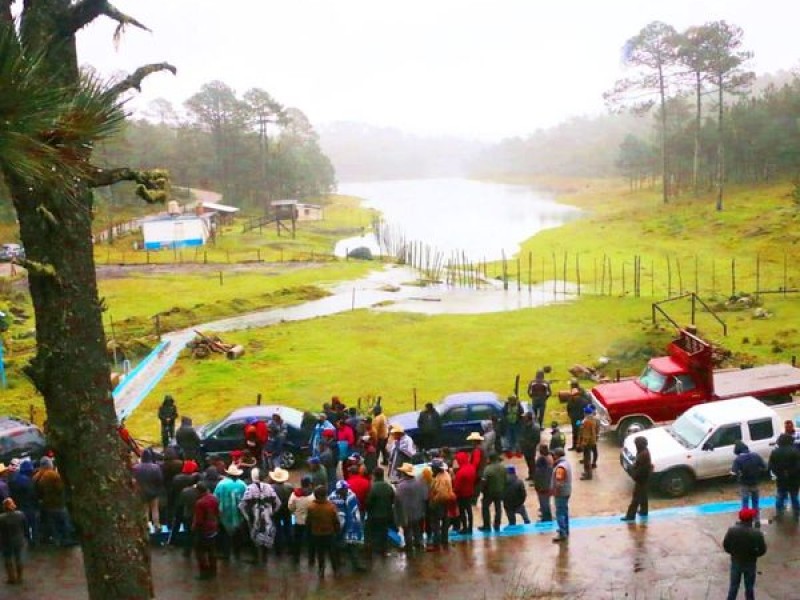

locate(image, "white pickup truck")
(620, 396), (799, 497)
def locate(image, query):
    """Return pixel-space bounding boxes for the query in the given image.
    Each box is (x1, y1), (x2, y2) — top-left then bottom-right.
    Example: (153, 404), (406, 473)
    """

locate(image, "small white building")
(141, 214), (211, 250)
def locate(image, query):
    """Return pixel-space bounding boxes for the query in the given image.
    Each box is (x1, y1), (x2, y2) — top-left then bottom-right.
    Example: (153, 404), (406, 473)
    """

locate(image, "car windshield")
(198, 418), (223, 437)
(668, 413), (708, 448)
(638, 366), (667, 393)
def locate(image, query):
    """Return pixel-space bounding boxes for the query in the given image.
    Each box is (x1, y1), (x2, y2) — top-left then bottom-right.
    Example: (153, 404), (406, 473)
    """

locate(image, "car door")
(468, 403), (498, 444)
(439, 406), (470, 448)
(697, 423), (743, 478)
(205, 420), (246, 457)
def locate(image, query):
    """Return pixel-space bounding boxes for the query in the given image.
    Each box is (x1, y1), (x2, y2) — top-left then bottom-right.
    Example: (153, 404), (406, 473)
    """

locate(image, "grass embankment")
(512, 178), (800, 295)
(1, 194), (379, 420)
(128, 180), (800, 441)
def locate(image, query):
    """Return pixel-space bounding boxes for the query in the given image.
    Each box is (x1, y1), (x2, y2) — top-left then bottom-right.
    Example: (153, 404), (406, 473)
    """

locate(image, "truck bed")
(714, 363), (800, 398)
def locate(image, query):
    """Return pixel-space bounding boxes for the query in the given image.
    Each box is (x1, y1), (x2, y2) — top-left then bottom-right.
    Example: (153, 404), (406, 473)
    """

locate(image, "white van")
(620, 396), (799, 497)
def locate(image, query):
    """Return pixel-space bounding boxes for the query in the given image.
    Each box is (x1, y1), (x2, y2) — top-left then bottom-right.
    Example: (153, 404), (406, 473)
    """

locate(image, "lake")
(335, 178), (581, 261)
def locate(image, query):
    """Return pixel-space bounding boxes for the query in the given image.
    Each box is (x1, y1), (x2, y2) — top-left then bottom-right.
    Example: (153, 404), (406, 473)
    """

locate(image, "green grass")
(506, 180), (800, 296)
(1, 193), (380, 422)
(127, 292), (800, 441)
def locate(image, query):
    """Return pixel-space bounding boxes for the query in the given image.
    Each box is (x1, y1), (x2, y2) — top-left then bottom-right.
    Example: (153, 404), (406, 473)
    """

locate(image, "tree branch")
(109, 63), (177, 97)
(66, 0), (150, 35)
(90, 167), (170, 204)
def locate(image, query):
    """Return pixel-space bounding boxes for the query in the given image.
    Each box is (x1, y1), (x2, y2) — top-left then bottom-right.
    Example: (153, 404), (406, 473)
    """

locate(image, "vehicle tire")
(279, 450), (297, 470)
(658, 468), (694, 498)
(616, 417), (652, 446)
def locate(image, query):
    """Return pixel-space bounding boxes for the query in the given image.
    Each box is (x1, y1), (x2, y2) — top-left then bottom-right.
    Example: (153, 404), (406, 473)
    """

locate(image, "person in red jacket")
(345, 465), (371, 513)
(192, 482), (220, 580)
(453, 451), (477, 535)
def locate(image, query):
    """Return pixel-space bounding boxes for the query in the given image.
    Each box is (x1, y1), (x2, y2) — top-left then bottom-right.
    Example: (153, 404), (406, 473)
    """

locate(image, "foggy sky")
(77, 0), (800, 140)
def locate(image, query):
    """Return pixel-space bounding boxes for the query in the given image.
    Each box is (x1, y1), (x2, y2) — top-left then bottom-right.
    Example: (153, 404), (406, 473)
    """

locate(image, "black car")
(197, 405), (311, 469)
(0, 416), (47, 465)
(388, 391), (530, 450)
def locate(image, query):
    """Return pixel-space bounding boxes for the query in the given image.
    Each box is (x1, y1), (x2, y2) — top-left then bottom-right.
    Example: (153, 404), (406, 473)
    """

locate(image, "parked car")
(620, 395), (799, 497)
(0, 416), (47, 465)
(197, 405), (312, 469)
(0, 243), (25, 262)
(388, 391), (529, 451)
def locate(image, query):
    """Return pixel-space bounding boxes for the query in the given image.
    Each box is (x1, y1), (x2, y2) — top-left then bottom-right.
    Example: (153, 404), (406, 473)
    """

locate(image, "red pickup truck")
(591, 329), (800, 442)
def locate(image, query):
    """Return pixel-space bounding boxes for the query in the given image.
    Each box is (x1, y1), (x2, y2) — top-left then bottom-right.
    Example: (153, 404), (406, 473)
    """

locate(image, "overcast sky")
(77, 0), (800, 141)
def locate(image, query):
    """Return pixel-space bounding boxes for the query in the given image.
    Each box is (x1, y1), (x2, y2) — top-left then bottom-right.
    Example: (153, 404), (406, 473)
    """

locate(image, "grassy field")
(5, 180), (800, 441)
(506, 179), (800, 296)
(0, 194), (379, 420)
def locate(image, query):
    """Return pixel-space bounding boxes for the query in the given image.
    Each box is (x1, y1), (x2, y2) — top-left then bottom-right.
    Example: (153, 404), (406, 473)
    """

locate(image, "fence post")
(257, 393), (262, 406)
(731, 258), (736, 297)
(219, 271), (223, 286)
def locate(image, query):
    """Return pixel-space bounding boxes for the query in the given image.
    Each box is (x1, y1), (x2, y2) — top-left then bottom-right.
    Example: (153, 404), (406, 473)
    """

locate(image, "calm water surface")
(335, 178), (581, 261)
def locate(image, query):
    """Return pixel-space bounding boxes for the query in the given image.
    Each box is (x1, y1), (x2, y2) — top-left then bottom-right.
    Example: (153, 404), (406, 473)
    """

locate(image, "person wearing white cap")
(239, 468), (280, 563)
(213, 463), (246, 560)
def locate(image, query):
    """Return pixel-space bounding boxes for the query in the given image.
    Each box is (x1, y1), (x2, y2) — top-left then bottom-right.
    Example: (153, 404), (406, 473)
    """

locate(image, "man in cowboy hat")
(393, 463), (426, 552)
(213, 463), (246, 560)
(388, 424), (416, 481)
(269, 467), (294, 556)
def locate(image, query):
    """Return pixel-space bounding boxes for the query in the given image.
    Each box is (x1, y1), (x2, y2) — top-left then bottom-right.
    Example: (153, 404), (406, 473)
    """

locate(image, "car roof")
(226, 405), (304, 427)
(686, 396), (775, 426)
(440, 391), (503, 407)
(0, 416), (37, 433)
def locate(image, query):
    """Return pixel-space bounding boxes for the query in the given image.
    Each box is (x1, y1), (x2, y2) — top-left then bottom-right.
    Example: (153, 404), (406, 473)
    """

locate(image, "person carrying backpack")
(527, 371), (552, 428)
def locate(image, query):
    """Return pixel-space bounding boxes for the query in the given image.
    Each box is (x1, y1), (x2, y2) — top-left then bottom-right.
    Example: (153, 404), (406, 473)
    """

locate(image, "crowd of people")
(2, 384), (800, 594)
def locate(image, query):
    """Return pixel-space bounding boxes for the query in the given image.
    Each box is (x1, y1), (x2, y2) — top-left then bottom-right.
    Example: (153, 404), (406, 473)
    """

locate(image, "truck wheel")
(659, 469), (694, 498)
(617, 417), (652, 446)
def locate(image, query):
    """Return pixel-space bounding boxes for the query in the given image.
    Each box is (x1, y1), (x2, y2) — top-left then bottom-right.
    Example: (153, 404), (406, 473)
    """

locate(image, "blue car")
(388, 391), (529, 451)
(197, 405), (312, 469)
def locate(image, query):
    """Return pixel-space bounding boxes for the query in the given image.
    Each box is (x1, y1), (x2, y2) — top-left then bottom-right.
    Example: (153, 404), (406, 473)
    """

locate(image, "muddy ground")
(10, 436), (798, 600)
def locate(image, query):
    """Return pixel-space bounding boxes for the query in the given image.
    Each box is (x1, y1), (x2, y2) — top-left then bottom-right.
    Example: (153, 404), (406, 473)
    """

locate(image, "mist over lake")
(336, 178), (582, 261)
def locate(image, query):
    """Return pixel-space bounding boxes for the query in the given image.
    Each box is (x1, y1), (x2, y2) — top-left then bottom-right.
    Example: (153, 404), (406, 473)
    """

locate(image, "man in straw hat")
(388, 424), (416, 481)
(393, 463), (426, 552)
(723, 507), (766, 600)
(269, 467), (293, 556)
(213, 463), (246, 560)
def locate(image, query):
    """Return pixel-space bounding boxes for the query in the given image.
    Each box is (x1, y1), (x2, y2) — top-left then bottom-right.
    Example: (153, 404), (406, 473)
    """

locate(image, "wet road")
(12, 437), (798, 600)
(13, 509), (799, 600)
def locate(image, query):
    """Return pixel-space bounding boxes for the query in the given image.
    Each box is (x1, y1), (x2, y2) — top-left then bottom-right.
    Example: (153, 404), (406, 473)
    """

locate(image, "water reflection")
(336, 178), (581, 261)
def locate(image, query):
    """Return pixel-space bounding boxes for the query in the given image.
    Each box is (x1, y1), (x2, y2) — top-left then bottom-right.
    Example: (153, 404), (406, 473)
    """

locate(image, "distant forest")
(480, 21), (800, 207)
(94, 81), (335, 212)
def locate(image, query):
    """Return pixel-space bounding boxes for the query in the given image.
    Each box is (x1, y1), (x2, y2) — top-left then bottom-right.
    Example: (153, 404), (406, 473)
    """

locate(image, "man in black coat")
(723, 508), (766, 600)
(621, 436), (652, 521)
(417, 403), (442, 452)
(176, 417), (201, 463)
(566, 381), (590, 451)
(768, 432), (800, 520)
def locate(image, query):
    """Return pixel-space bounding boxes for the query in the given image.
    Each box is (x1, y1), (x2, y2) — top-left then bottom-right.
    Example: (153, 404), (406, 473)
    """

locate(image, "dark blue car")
(197, 405), (312, 469)
(388, 391), (528, 450)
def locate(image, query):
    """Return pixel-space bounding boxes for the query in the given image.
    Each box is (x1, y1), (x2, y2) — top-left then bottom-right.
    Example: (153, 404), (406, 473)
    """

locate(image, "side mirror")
(702, 442), (714, 451)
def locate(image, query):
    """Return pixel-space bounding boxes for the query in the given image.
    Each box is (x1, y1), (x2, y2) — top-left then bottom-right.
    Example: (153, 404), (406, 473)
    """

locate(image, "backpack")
(528, 381), (550, 400)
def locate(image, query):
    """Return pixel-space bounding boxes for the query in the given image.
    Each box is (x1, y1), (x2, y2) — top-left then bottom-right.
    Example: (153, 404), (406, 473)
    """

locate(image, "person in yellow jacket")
(578, 405), (599, 481)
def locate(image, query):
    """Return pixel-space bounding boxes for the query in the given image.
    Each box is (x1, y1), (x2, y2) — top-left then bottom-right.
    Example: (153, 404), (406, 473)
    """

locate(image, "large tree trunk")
(6, 1), (155, 597)
(7, 179), (153, 599)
